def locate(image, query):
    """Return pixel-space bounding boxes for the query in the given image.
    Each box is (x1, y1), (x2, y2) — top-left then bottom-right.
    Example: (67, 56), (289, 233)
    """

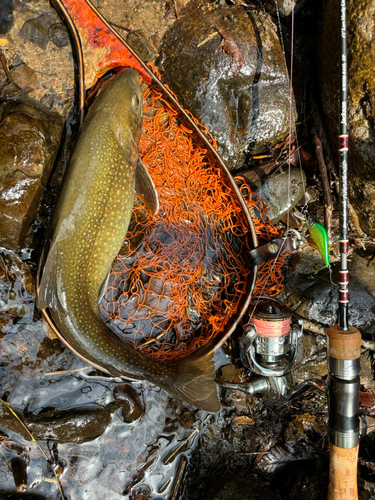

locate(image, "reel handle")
(328, 443), (359, 500)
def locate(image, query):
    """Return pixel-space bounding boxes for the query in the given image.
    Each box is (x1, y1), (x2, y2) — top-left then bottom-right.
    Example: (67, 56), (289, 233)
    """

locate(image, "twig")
(169, 456), (187, 500)
(163, 414), (213, 465)
(44, 366), (91, 376)
(301, 318), (326, 336)
(197, 32), (219, 47)
(0, 399), (66, 500)
(163, 428), (198, 465)
(312, 128), (333, 240)
(297, 317), (375, 351)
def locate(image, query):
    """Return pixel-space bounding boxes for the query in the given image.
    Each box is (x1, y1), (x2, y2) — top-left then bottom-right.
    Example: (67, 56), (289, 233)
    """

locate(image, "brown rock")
(113, 384), (145, 423)
(0, 84), (64, 249)
(159, 0), (294, 169)
(19, 14), (55, 51)
(9, 62), (38, 93)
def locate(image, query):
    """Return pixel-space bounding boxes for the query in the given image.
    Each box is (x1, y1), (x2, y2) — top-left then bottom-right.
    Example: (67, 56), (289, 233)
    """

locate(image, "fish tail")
(163, 352), (221, 412)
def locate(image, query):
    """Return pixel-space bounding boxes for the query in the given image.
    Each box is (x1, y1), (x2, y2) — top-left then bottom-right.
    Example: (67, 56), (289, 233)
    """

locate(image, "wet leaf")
(256, 442), (320, 474)
(284, 413), (322, 443)
(233, 416), (255, 425)
(218, 26), (245, 76)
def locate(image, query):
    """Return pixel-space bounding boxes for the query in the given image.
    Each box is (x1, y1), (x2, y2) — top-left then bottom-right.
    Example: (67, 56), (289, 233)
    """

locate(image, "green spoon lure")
(305, 211), (330, 267)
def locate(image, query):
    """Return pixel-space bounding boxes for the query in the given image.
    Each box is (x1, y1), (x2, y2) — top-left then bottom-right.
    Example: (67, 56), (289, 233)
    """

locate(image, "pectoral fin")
(37, 244), (59, 311)
(135, 159), (159, 216)
(98, 270), (111, 305)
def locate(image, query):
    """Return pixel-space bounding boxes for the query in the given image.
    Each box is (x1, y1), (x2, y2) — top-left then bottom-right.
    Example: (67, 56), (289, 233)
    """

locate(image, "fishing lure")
(305, 210), (330, 267)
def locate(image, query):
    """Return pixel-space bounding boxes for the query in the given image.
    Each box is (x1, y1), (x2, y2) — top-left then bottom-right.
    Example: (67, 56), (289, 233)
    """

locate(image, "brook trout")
(38, 69), (220, 412)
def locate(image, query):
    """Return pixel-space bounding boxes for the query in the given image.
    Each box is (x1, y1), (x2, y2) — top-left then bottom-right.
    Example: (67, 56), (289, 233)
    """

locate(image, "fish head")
(110, 68), (143, 141)
(91, 68), (143, 158)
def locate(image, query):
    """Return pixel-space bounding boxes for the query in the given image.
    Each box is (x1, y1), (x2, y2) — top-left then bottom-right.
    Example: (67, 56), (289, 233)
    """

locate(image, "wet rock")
(0, 0), (13, 34)
(19, 15), (55, 51)
(9, 62), (38, 94)
(281, 248), (375, 339)
(0, 85), (64, 249)
(159, 0), (294, 170)
(360, 351), (375, 393)
(113, 384), (145, 423)
(246, 167), (306, 222)
(48, 22), (69, 49)
(0, 400), (116, 444)
(294, 332), (327, 384)
(25, 407), (114, 444)
(318, 0), (375, 236)
(2, 1), (74, 116)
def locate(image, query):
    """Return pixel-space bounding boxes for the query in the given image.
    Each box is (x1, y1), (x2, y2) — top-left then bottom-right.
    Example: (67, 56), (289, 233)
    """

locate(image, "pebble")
(9, 63), (38, 93)
(19, 15), (56, 50)
(48, 23), (69, 48)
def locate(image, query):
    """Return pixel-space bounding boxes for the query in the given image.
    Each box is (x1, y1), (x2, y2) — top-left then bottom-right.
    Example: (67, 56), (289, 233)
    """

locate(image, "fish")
(305, 210), (330, 267)
(37, 68), (220, 412)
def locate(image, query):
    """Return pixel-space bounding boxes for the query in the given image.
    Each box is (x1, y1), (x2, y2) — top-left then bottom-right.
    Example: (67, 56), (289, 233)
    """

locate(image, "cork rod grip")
(327, 325), (361, 360)
(328, 443), (359, 500)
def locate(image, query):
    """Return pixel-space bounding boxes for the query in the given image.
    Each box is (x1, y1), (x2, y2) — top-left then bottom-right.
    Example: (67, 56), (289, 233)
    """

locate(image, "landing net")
(99, 80), (285, 361)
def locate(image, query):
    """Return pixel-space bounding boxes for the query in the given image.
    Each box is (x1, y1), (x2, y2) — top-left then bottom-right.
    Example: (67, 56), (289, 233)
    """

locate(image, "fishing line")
(274, 0), (307, 210)
(287, 0), (295, 231)
(248, 0), (298, 322)
(248, 234), (289, 323)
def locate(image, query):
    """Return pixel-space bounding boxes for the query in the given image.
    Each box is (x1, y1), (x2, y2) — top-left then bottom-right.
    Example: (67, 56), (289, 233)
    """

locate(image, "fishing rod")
(326, 1), (361, 498)
(219, 8), (361, 498)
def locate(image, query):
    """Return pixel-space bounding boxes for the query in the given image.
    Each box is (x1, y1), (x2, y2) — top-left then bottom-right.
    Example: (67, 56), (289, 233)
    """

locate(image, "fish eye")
(132, 94), (140, 108)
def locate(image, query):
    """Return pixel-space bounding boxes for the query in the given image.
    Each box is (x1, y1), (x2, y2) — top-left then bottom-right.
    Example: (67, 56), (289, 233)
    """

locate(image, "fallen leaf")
(218, 27), (245, 76)
(234, 416), (255, 425)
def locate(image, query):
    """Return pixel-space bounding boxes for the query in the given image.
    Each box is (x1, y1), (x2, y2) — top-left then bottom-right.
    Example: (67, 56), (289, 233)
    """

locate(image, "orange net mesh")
(99, 76), (285, 361)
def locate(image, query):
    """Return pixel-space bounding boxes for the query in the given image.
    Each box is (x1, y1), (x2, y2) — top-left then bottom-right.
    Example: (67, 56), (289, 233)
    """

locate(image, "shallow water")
(0, 247), (222, 499)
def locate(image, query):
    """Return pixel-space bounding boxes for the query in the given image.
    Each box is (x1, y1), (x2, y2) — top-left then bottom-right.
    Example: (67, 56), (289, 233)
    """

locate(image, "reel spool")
(235, 299), (303, 403)
(239, 298), (302, 382)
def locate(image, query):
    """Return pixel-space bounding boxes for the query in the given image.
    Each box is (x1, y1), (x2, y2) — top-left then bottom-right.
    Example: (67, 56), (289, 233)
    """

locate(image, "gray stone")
(19, 14), (56, 50)
(246, 167), (306, 223)
(48, 22), (69, 48)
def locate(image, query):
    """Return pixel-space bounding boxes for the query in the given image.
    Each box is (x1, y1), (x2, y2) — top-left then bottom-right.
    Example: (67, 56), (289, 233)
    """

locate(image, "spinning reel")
(220, 231), (326, 404)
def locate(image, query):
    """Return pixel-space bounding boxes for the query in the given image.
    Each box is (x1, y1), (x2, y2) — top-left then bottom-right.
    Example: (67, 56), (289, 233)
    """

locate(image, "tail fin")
(166, 352), (221, 412)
